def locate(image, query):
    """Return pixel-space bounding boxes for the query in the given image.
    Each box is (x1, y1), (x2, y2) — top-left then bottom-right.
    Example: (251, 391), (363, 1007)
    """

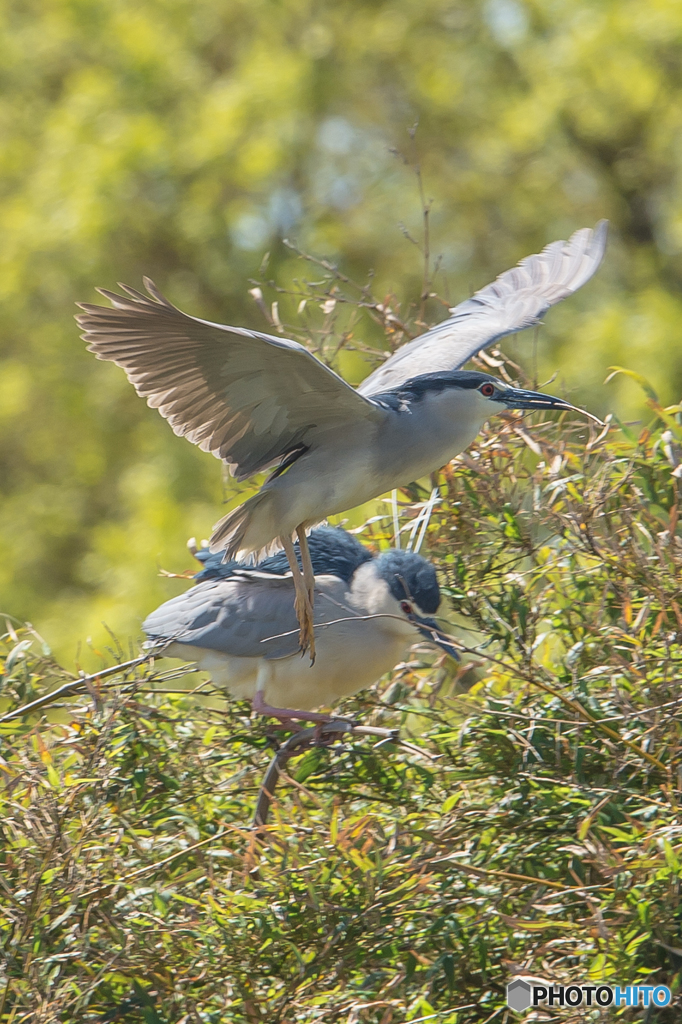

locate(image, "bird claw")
(294, 589), (316, 663)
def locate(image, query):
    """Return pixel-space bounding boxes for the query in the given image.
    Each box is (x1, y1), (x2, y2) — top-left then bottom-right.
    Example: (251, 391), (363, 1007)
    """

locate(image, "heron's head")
(377, 369), (576, 420)
(458, 371), (577, 415)
(364, 549), (459, 660)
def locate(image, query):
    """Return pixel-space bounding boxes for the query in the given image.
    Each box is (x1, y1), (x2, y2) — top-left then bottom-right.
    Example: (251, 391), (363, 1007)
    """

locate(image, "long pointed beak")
(500, 386), (603, 424)
(501, 386), (573, 411)
(408, 611), (460, 661)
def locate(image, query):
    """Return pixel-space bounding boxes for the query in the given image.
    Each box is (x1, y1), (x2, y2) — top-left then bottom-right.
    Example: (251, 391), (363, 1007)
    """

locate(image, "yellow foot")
(294, 588), (316, 663)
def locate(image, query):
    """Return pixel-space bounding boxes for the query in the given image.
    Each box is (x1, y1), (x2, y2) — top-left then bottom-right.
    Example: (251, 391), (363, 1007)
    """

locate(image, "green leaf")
(605, 367), (659, 402)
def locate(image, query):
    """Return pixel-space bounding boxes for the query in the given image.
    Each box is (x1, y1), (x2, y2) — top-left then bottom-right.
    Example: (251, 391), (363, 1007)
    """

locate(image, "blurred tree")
(1, 0), (681, 661)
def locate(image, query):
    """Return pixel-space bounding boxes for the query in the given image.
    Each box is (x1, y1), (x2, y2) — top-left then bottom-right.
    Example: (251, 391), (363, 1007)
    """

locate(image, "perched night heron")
(143, 526), (459, 722)
(79, 220), (607, 656)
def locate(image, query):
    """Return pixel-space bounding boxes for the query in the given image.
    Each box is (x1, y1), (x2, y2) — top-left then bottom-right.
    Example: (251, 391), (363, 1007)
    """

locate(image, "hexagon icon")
(507, 978), (532, 1012)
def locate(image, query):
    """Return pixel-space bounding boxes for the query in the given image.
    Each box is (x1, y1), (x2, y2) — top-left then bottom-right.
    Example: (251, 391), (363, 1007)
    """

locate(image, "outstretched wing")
(143, 573), (351, 661)
(77, 280), (384, 481)
(358, 221), (608, 397)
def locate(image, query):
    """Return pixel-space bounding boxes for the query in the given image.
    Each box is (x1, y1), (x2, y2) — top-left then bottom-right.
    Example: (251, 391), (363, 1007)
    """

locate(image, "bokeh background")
(2, 0), (681, 664)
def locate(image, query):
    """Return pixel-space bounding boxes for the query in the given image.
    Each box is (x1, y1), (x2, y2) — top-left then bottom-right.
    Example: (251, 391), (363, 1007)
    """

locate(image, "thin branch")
(253, 723), (429, 828)
(0, 655), (153, 724)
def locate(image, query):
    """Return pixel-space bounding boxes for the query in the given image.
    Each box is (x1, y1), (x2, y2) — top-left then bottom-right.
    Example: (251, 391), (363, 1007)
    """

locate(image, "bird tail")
(210, 491), (280, 562)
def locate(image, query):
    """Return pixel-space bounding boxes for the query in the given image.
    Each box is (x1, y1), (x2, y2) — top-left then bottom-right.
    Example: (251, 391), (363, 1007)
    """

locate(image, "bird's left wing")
(358, 221), (607, 396)
(77, 280), (384, 481)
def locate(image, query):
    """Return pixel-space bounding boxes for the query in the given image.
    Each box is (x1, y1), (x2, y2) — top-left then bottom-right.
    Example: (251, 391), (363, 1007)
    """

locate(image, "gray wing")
(78, 280), (384, 481)
(143, 573), (351, 660)
(358, 221), (608, 396)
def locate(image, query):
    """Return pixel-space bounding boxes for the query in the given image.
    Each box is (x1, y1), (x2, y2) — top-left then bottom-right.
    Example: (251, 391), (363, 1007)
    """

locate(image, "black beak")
(500, 385), (574, 412)
(408, 611), (460, 661)
(500, 386), (603, 424)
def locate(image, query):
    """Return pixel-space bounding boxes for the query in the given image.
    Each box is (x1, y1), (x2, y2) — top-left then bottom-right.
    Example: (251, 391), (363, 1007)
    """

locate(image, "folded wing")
(359, 221), (607, 396)
(78, 280), (384, 481)
(143, 572), (351, 660)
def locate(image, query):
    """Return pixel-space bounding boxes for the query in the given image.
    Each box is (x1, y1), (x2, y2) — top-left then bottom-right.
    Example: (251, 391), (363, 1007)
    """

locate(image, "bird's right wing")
(358, 221), (607, 396)
(78, 280), (385, 482)
(143, 573), (351, 661)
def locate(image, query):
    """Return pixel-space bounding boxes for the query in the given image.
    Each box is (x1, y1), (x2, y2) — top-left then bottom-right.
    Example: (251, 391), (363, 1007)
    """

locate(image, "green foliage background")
(2, 0), (682, 660)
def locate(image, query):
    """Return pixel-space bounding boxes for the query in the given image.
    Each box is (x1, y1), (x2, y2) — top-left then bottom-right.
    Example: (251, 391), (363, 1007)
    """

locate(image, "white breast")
(371, 387), (491, 488)
(167, 606), (417, 711)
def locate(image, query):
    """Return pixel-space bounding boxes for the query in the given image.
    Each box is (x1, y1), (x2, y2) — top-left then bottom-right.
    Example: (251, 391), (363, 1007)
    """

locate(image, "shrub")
(2, 402), (681, 1022)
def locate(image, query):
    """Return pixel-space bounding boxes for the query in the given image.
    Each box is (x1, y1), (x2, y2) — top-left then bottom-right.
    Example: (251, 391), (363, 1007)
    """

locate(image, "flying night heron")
(78, 221), (607, 657)
(143, 526), (459, 723)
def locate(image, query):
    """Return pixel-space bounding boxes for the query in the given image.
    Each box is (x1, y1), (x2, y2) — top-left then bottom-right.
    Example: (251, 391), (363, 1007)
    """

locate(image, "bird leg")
(252, 689), (338, 725)
(296, 527), (316, 605)
(279, 532), (316, 661)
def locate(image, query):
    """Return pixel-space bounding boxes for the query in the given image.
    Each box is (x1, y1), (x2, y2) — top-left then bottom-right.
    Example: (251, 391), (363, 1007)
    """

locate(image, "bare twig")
(254, 723), (412, 827)
(0, 654), (152, 724)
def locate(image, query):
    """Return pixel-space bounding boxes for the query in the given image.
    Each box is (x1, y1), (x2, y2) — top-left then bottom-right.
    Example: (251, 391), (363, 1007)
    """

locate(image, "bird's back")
(193, 525), (372, 582)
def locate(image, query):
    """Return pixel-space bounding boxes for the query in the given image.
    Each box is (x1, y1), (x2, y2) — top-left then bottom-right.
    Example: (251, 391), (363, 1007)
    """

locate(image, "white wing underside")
(358, 221), (608, 396)
(77, 282), (384, 481)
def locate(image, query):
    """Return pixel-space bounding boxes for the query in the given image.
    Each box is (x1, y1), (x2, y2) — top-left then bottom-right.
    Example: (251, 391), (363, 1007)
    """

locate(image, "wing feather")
(143, 573), (352, 660)
(78, 280), (384, 480)
(359, 221), (607, 396)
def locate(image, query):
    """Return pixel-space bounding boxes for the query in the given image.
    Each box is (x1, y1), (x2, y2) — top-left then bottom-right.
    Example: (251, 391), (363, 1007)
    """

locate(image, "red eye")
(400, 601), (413, 615)
(480, 382), (495, 398)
